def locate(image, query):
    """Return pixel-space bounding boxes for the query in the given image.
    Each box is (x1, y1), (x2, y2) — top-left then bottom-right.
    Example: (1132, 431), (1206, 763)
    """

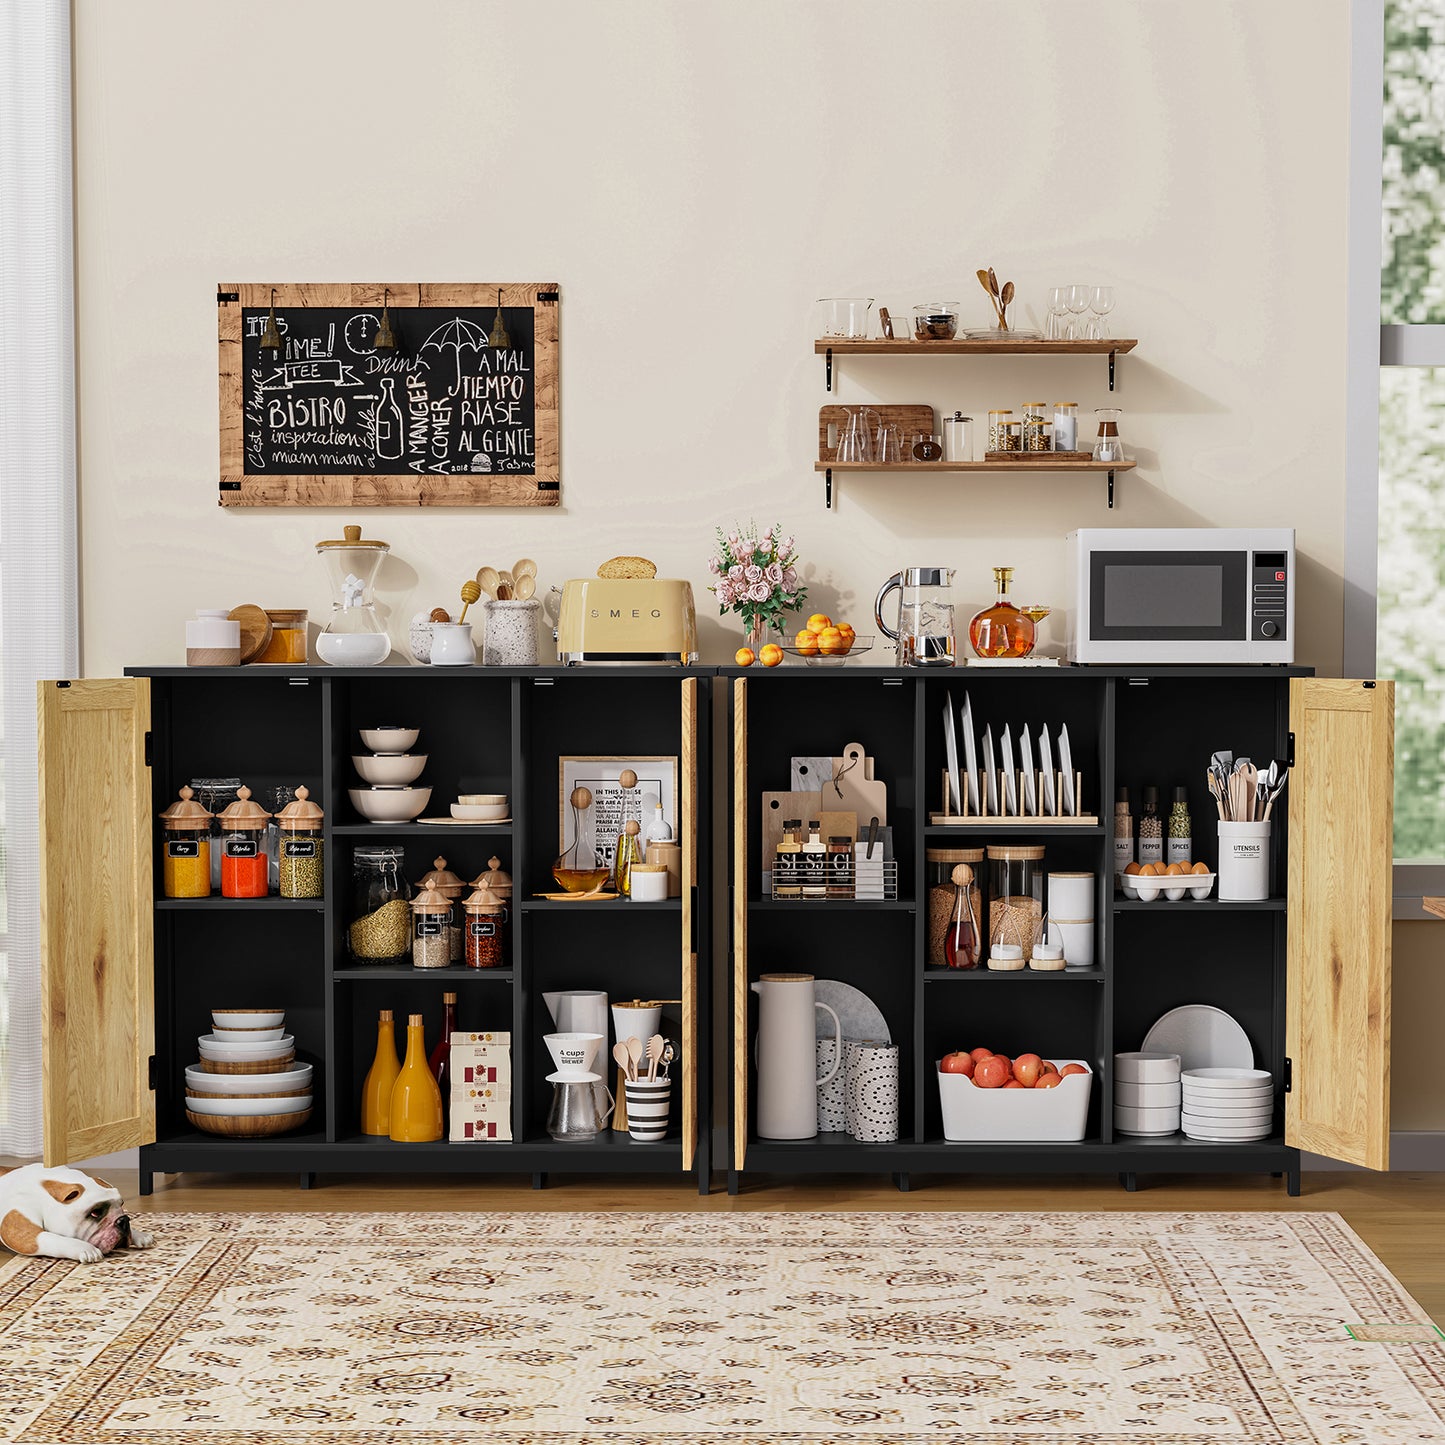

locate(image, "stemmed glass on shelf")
(1045, 287), (1066, 340)
(1064, 285), (1090, 340)
(1088, 286), (1115, 339)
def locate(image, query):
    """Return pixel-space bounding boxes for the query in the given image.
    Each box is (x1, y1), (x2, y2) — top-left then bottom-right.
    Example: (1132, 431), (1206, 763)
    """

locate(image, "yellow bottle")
(389, 1012), (444, 1142)
(360, 1009), (401, 1136)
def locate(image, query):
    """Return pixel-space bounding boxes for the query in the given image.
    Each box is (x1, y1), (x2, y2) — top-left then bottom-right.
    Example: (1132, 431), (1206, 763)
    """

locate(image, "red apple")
(940, 1051), (975, 1077)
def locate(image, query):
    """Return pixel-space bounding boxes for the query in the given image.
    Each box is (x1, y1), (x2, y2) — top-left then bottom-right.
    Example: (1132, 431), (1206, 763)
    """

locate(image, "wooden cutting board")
(822, 742), (888, 824)
(760, 792), (858, 866)
(818, 404), (935, 462)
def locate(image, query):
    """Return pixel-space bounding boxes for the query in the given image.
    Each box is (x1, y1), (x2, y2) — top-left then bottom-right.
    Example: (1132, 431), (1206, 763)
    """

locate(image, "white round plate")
(185, 1063), (312, 1095)
(1183, 1112), (1273, 1131)
(1182, 1085), (1273, 1104)
(1182, 1067), (1272, 1088)
(1182, 1120), (1273, 1141)
(813, 980), (890, 1045)
(185, 1093), (312, 1117)
(1142, 1006), (1253, 1072)
(1115, 1124), (1180, 1136)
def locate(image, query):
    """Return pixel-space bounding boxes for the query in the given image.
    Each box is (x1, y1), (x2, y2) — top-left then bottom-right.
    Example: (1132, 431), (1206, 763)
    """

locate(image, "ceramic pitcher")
(752, 973), (842, 1139)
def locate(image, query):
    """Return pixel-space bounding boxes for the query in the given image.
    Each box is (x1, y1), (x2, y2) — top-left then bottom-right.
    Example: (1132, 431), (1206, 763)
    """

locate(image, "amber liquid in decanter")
(968, 566), (1037, 659)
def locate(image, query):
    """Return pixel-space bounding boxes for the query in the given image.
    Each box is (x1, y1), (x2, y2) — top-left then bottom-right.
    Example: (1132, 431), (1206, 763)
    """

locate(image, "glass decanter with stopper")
(315, 524), (391, 666)
(553, 785), (610, 893)
(969, 566), (1037, 659)
(943, 862), (981, 969)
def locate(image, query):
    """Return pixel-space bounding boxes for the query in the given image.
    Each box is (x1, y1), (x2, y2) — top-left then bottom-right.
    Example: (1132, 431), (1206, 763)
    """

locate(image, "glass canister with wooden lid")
(463, 885), (508, 969)
(159, 785), (213, 898)
(216, 785), (272, 898)
(274, 785), (324, 899)
(987, 843), (1045, 962)
(927, 847), (985, 967)
(410, 883), (453, 970)
(469, 856), (513, 905)
(417, 856), (467, 962)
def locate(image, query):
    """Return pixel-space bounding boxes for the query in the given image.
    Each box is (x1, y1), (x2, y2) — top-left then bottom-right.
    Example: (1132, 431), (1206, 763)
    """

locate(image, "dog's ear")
(42, 1181), (84, 1205)
(90, 1177), (114, 1191)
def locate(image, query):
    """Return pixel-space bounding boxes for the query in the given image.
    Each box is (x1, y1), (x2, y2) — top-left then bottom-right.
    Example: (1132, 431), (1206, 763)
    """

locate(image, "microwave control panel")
(1251, 551), (1289, 641)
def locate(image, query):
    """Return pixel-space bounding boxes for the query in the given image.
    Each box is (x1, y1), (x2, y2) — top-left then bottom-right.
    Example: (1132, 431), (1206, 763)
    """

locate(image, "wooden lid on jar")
(986, 843), (1046, 861)
(927, 847), (984, 863)
(470, 856), (513, 896)
(316, 523), (388, 551)
(416, 856), (465, 897)
(158, 785), (212, 829)
(274, 785), (324, 826)
(410, 883), (453, 913)
(216, 785), (271, 829)
(463, 885), (506, 914)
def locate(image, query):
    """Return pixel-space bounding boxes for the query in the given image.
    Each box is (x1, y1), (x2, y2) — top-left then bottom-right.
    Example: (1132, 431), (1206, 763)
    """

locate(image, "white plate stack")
(1114, 1051), (1182, 1135)
(1181, 1067), (1274, 1140)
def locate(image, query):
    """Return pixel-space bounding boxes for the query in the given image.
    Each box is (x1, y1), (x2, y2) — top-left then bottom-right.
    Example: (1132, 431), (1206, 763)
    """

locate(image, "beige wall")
(74, 0), (1351, 674)
(75, 3), (1444, 1140)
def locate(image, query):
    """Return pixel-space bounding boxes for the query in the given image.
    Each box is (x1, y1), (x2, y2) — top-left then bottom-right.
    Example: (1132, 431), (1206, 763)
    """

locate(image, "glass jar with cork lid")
(416, 856), (467, 962)
(926, 847), (985, 967)
(216, 785), (271, 898)
(274, 786), (324, 899)
(158, 785), (213, 898)
(463, 885), (508, 969)
(410, 883), (453, 970)
(987, 843), (1045, 966)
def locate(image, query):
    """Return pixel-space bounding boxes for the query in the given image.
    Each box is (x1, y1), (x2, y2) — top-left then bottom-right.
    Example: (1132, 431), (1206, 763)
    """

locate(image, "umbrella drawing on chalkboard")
(420, 316), (488, 393)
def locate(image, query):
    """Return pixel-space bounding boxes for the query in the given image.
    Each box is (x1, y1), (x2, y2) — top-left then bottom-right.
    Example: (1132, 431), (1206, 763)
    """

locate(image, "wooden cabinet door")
(38, 678), (155, 1165)
(1285, 677), (1393, 1170)
(680, 677), (698, 1171)
(732, 678), (748, 1171)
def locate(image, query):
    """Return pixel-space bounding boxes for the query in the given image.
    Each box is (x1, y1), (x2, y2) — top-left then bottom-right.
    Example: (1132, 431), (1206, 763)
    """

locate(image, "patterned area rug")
(2, 1210), (1443, 1443)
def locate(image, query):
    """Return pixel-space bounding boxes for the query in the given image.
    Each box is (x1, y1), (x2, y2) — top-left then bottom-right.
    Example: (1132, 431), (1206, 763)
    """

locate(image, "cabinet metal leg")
(726, 1170), (740, 1196)
(531, 1172), (547, 1191)
(1271, 1171), (1282, 1178)
(892, 1171), (911, 1193)
(138, 1172), (154, 1198)
(1287, 1167), (1301, 1197)
(299, 1172), (316, 1190)
(1119, 1171), (1138, 1192)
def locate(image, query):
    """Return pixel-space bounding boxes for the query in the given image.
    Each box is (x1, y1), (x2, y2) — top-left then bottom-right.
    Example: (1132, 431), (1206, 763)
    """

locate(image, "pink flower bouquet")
(707, 523), (806, 639)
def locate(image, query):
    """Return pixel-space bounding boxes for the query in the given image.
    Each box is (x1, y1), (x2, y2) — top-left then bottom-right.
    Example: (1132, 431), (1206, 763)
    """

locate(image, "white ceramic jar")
(628, 865), (669, 902)
(185, 609), (241, 667)
(429, 622), (476, 666)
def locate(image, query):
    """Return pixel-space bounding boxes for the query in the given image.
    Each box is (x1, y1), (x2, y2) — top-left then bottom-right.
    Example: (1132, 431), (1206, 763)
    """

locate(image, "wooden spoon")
(475, 566), (501, 598)
(626, 1035), (644, 1081)
(513, 574), (536, 601)
(612, 1041), (634, 1083)
(646, 1033), (666, 1081)
(513, 558), (538, 581)
(977, 269), (1003, 326)
(999, 280), (1014, 331)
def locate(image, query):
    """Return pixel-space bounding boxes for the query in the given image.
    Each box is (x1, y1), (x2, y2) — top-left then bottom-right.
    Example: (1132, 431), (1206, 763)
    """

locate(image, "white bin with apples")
(937, 1057), (1094, 1142)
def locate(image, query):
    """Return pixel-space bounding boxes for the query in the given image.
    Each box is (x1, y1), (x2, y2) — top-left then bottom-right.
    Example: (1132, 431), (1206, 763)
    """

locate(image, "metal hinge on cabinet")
(147, 1056), (158, 1090)
(1286, 732), (1295, 768)
(1283, 1057), (1292, 1093)
(144, 731), (153, 767)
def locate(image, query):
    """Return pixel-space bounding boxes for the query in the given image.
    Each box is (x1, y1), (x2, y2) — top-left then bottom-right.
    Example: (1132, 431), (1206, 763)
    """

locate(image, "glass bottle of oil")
(801, 821), (828, 900)
(774, 819), (802, 899)
(614, 820), (643, 896)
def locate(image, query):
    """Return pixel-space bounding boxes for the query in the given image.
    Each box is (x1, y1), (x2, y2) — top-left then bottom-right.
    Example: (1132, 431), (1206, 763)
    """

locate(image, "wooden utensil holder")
(932, 768), (1098, 825)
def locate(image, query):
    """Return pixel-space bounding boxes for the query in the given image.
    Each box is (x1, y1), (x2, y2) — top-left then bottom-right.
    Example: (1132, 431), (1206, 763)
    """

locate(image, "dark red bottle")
(429, 992), (458, 1122)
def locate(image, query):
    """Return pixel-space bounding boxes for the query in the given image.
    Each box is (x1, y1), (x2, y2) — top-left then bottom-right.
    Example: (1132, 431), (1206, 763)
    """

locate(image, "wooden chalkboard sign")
(217, 282), (559, 507)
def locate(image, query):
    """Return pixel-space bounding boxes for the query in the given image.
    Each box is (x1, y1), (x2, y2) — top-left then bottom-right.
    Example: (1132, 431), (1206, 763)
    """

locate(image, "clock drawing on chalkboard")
(217, 282), (560, 508)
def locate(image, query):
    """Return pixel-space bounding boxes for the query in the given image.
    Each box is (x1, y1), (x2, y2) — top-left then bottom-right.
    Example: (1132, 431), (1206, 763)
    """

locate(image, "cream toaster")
(554, 577), (698, 665)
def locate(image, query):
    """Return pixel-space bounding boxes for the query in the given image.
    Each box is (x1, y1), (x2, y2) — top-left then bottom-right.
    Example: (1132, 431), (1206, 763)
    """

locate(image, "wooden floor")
(105, 1167), (1445, 1327)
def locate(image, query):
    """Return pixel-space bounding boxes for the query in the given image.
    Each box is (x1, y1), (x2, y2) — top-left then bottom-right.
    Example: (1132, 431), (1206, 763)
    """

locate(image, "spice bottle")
(158, 785), (213, 898)
(274, 785), (325, 899)
(1167, 786), (1193, 867)
(827, 836), (854, 899)
(463, 885), (508, 969)
(417, 856), (466, 962)
(1138, 785), (1164, 867)
(645, 804), (673, 844)
(801, 821), (828, 899)
(944, 863), (981, 969)
(774, 820), (802, 899)
(411, 884), (453, 970)
(927, 847), (985, 966)
(1114, 787), (1134, 882)
(217, 785), (271, 898)
(471, 855), (514, 904)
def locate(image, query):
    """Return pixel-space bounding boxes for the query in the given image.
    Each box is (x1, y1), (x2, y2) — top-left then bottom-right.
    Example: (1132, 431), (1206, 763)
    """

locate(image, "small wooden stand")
(930, 768), (1098, 826)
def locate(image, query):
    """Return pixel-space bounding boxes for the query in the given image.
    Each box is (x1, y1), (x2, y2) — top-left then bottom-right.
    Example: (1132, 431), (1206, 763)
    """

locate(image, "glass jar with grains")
(416, 856), (466, 962)
(274, 785), (325, 899)
(410, 884), (453, 970)
(349, 846), (409, 966)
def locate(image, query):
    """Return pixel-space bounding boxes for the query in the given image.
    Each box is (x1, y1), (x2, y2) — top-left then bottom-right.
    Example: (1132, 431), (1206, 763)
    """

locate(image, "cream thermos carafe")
(752, 973), (842, 1139)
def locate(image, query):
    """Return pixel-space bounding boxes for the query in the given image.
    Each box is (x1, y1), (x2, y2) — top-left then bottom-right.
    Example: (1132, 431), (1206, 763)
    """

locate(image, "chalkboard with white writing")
(218, 283), (559, 507)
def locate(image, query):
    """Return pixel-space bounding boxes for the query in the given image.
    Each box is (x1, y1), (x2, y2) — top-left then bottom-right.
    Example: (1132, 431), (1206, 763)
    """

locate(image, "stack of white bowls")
(1181, 1067), (1274, 1140)
(186, 1009), (312, 1136)
(350, 727), (431, 822)
(1114, 1050), (1182, 1136)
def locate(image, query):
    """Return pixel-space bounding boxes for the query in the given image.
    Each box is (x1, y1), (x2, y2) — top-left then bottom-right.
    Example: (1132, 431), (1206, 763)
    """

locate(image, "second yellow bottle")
(390, 1012), (444, 1142)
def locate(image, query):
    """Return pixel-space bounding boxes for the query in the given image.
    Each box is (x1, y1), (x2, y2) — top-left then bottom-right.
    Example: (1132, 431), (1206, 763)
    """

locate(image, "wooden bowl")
(185, 1107), (312, 1138)
(198, 1052), (296, 1075)
(186, 1085), (310, 1101)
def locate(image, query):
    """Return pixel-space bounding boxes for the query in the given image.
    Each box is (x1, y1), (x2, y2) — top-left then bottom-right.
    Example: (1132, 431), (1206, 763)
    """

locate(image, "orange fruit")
(794, 629), (820, 655)
(818, 627), (847, 656)
(1035, 1071), (1064, 1088)
(806, 613), (833, 633)
(734, 647), (756, 667)
(759, 643), (783, 667)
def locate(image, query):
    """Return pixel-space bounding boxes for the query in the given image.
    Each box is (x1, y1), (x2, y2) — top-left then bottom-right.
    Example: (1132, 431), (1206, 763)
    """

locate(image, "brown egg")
(1191, 860), (1210, 875)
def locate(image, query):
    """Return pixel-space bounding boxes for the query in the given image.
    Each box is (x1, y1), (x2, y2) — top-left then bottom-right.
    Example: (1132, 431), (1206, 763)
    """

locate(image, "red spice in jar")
(465, 917), (506, 969)
(221, 841), (269, 898)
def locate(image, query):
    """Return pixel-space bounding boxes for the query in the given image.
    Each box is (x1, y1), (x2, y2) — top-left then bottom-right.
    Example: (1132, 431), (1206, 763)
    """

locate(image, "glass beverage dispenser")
(874, 567), (957, 666)
(315, 524), (391, 666)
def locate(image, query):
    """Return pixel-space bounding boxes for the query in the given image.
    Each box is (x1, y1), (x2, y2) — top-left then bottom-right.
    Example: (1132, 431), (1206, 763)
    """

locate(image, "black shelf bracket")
(825, 467), (833, 509)
(1108, 349), (1117, 391)
(825, 347), (833, 392)
(1107, 469), (1116, 508)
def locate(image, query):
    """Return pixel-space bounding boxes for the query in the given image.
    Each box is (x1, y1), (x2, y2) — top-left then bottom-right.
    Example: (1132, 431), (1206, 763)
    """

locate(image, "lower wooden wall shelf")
(817, 458), (1137, 509)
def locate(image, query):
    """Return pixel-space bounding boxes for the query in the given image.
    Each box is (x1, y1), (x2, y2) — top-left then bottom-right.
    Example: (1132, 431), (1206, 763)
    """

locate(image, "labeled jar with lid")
(1020, 401), (1052, 453)
(927, 847), (985, 966)
(349, 846), (409, 966)
(411, 884), (453, 970)
(463, 885), (508, 969)
(416, 856), (467, 961)
(274, 785), (325, 899)
(216, 786), (271, 898)
(987, 843), (1045, 962)
(158, 786), (213, 898)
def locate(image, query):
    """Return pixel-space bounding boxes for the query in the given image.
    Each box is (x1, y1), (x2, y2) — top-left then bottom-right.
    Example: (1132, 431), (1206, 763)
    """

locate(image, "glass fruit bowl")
(779, 634), (875, 665)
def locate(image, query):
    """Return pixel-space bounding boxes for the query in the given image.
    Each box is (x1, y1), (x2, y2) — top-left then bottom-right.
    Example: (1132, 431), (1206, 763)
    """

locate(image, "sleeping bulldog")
(0, 1164), (154, 1263)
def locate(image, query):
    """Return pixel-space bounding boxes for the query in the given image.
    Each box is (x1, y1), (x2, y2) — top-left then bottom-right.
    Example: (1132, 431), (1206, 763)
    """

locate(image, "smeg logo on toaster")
(590, 608), (664, 620)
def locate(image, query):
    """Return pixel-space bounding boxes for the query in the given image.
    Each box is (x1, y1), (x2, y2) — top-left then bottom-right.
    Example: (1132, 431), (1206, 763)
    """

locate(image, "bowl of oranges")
(1121, 861), (1214, 902)
(778, 614), (872, 665)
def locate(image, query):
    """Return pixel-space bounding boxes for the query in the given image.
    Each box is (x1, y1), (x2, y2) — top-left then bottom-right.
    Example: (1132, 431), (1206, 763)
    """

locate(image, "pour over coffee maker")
(543, 1031), (615, 1141)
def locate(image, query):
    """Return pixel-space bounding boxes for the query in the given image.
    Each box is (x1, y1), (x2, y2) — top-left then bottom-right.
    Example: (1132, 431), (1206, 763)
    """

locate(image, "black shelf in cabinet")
(923, 966), (1104, 981)
(155, 897), (325, 912)
(1112, 897), (1286, 912)
(749, 899), (916, 912)
(331, 823), (513, 836)
(333, 967), (514, 981)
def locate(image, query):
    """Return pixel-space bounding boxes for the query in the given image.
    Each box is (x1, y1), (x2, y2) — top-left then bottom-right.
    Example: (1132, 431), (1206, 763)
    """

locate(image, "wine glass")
(1046, 286), (1065, 340)
(1090, 286), (1115, 339)
(1064, 285), (1090, 340)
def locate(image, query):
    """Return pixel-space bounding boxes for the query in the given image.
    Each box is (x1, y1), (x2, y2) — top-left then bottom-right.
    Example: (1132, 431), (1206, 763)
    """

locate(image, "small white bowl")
(210, 1026), (285, 1043)
(458, 793), (508, 806)
(451, 802), (509, 821)
(349, 786), (431, 823)
(1114, 1051), (1182, 1084)
(359, 727), (420, 754)
(185, 1063), (312, 1095)
(198, 1033), (295, 1060)
(1114, 1079), (1182, 1109)
(185, 1093), (313, 1117)
(1114, 1102), (1181, 1135)
(211, 1010), (285, 1030)
(1181, 1067), (1273, 1090)
(352, 753), (428, 786)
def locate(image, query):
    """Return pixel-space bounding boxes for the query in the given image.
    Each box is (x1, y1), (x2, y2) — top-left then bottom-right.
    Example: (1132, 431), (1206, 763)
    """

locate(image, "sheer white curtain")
(0, 0), (79, 1158)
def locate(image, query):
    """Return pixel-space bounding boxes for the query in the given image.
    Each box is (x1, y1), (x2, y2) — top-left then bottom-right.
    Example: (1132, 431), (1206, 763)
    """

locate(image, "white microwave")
(1065, 528), (1296, 664)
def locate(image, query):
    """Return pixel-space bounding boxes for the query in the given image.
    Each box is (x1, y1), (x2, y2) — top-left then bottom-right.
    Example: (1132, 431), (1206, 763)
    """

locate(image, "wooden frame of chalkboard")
(217, 282), (559, 507)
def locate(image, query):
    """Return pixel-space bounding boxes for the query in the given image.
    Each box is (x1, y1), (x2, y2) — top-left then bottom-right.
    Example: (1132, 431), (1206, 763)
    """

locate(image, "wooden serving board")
(818, 404), (934, 462)
(823, 743), (888, 824)
(760, 793), (857, 865)
(984, 450), (1093, 462)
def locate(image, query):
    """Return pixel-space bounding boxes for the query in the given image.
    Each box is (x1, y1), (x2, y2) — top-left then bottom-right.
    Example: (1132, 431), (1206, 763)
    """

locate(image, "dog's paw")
(72, 1241), (104, 1264)
(127, 1227), (155, 1250)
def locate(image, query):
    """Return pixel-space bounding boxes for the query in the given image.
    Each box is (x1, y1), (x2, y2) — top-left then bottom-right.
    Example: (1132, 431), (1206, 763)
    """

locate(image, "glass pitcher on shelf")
(315, 524), (391, 666)
(874, 567), (957, 667)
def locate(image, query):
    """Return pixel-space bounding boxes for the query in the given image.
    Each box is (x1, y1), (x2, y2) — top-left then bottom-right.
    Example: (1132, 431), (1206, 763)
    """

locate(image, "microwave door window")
(1090, 551), (1247, 640)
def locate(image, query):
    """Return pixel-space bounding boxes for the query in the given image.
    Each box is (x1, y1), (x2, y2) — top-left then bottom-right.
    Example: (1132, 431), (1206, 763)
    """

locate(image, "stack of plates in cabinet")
(1114, 1051), (1182, 1136)
(186, 1009), (312, 1137)
(1181, 1068), (1274, 1141)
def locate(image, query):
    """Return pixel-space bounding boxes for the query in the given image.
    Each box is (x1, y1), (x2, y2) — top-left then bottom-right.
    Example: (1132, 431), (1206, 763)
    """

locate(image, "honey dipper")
(457, 579), (482, 624)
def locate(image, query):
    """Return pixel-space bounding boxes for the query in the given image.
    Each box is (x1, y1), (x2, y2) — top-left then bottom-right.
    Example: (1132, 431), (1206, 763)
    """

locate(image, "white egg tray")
(1119, 870), (1215, 903)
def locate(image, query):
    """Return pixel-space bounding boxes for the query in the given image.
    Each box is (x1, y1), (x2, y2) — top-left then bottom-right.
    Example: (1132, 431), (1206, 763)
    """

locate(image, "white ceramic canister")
(1047, 871), (1095, 920)
(1217, 820), (1271, 900)
(628, 864), (669, 902)
(429, 622), (476, 666)
(1048, 917), (1095, 969)
(816, 1037), (847, 1132)
(846, 1041), (900, 1142)
(752, 973), (842, 1140)
(544, 989), (608, 1039)
(482, 598), (542, 666)
(185, 609), (242, 667)
(611, 1002), (661, 1052)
